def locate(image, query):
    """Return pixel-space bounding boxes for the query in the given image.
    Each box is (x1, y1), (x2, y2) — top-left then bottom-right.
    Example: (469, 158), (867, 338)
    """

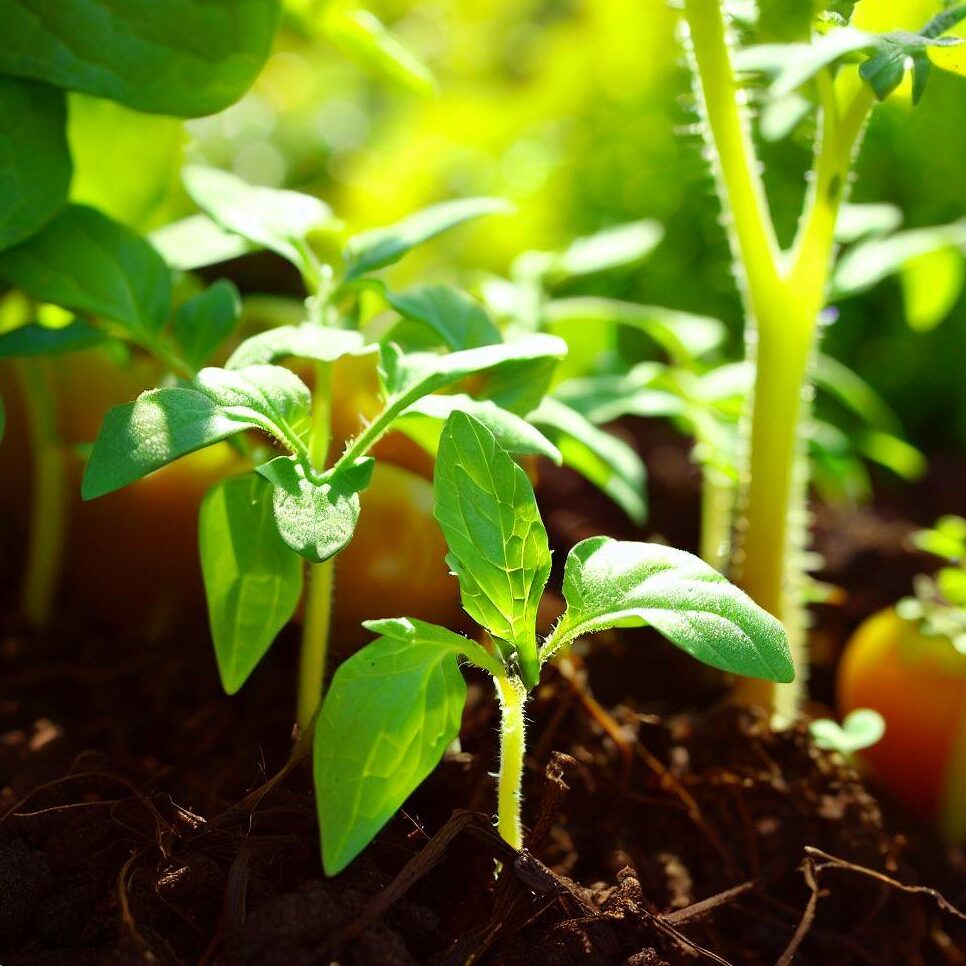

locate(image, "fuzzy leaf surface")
(386, 284), (501, 350)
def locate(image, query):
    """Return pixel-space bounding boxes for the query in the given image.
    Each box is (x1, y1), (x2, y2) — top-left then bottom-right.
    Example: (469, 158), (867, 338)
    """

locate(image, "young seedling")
(810, 708), (886, 762)
(314, 411), (793, 875)
(677, 0), (966, 719)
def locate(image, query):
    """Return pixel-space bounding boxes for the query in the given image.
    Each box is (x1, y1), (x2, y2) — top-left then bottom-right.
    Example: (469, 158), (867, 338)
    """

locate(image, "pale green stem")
(683, 0), (874, 719)
(16, 358), (67, 629)
(495, 675), (528, 850)
(296, 361), (335, 731)
(699, 468), (735, 573)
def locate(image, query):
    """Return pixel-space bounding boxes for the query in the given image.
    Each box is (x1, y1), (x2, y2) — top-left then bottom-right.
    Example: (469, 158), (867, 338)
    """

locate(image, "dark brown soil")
(1, 428), (965, 965)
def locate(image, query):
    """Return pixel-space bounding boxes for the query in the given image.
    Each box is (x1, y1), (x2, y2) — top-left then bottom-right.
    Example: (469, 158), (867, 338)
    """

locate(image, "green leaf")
(0, 0), (281, 117)
(835, 203), (903, 244)
(530, 397), (647, 525)
(433, 412), (550, 686)
(149, 214), (255, 272)
(548, 220), (664, 280)
(174, 280), (242, 371)
(83, 364), (311, 499)
(545, 537), (793, 682)
(394, 393), (562, 463)
(199, 474), (303, 694)
(832, 221), (966, 297)
(321, 8), (437, 97)
(184, 166), (337, 272)
(343, 197), (513, 281)
(315, 622), (471, 875)
(0, 78), (71, 251)
(0, 205), (171, 336)
(756, 0), (814, 42)
(257, 456), (375, 563)
(811, 709), (886, 755)
(227, 322), (374, 370)
(735, 28), (875, 97)
(900, 246), (965, 332)
(386, 284), (502, 350)
(0, 319), (106, 357)
(813, 355), (903, 433)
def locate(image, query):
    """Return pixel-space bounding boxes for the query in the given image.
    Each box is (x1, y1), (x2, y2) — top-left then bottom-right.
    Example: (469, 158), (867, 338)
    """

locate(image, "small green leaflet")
(321, 8), (437, 97)
(548, 220), (664, 280)
(150, 214), (255, 271)
(0, 320), (106, 357)
(394, 393), (562, 463)
(0, 0), (282, 117)
(227, 323), (374, 369)
(386, 284), (502, 350)
(433, 412), (551, 687)
(900, 246), (965, 332)
(0, 205), (171, 337)
(530, 397), (647, 525)
(343, 197), (514, 281)
(199, 474), (303, 694)
(315, 619), (476, 875)
(83, 365), (311, 499)
(834, 203), (903, 244)
(811, 709), (885, 756)
(184, 166), (337, 272)
(257, 456), (375, 563)
(0, 78), (71, 252)
(544, 537), (793, 683)
(174, 280), (242, 372)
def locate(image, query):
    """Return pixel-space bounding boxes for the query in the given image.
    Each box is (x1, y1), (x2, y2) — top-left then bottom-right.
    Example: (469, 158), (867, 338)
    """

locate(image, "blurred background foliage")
(65, 0), (966, 453)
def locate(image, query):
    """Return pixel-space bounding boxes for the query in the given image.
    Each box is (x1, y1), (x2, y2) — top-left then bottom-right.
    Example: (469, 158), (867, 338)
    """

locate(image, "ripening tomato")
(332, 460), (464, 651)
(837, 608), (966, 824)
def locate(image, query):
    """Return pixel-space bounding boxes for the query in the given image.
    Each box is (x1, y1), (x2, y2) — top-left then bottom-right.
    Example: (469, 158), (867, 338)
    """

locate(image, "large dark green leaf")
(0, 0), (281, 117)
(0, 78), (71, 251)
(0, 205), (171, 337)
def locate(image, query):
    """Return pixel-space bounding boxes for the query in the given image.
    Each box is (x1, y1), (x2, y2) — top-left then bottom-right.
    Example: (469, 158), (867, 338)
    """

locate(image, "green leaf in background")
(548, 220), (664, 280)
(834, 203), (903, 244)
(184, 166), (337, 272)
(544, 537), (793, 682)
(227, 322), (373, 369)
(67, 93), (183, 231)
(343, 197), (514, 281)
(433, 412), (551, 686)
(530, 397), (647, 525)
(756, 0), (814, 42)
(257, 456), (375, 563)
(321, 8), (437, 97)
(0, 320), (107, 357)
(150, 215), (255, 272)
(0, 205), (171, 336)
(832, 221), (966, 297)
(199, 474), (303, 694)
(810, 709), (886, 756)
(174, 280), (242, 372)
(900, 246), (965, 332)
(0, 78), (71, 252)
(83, 365), (311, 499)
(386, 284), (502, 350)
(395, 393), (562, 463)
(0, 0), (282, 117)
(314, 621), (470, 875)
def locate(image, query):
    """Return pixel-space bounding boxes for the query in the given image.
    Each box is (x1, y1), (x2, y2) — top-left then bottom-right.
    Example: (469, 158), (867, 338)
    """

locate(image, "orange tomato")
(838, 608), (966, 823)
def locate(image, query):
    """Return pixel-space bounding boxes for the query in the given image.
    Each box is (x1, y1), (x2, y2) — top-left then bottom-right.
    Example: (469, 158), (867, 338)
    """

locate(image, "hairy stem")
(699, 468), (735, 573)
(495, 675), (528, 850)
(17, 359), (67, 629)
(297, 362), (334, 730)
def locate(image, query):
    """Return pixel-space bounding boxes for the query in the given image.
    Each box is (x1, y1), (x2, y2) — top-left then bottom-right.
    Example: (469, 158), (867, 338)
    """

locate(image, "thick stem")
(494, 675), (528, 850)
(17, 359), (67, 629)
(296, 362), (334, 731)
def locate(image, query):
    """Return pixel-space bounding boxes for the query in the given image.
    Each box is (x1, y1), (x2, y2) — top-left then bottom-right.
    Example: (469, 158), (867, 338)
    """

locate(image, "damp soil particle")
(1, 440), (965, 965)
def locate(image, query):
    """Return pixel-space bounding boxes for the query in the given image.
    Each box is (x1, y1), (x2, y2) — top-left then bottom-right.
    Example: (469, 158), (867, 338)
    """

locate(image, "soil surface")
(1, 425), (965, 965)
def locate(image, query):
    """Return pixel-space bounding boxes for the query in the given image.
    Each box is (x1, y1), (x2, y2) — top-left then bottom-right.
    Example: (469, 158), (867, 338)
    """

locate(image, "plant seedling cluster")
(315, 411), (792, 873)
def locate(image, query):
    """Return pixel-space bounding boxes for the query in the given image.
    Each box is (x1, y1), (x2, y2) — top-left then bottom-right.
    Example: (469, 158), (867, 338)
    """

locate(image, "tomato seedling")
(314, 411), (793, 874)
(677, 0), (966, 718)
